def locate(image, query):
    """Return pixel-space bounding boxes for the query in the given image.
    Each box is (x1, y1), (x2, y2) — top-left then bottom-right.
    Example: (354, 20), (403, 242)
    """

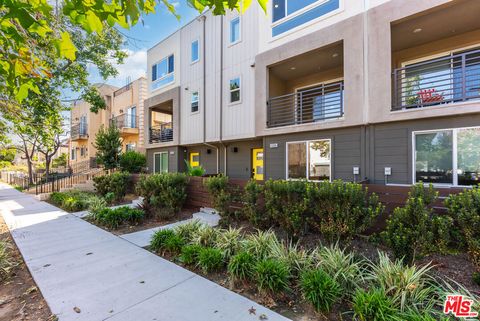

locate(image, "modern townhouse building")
(144, 0), (480, 188)
(69, 78), (147, 170)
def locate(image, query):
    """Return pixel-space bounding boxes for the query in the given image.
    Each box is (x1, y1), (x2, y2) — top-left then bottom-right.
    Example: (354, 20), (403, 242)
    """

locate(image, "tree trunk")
(45, 156), (51, 181)
(27, 158), (34, 185)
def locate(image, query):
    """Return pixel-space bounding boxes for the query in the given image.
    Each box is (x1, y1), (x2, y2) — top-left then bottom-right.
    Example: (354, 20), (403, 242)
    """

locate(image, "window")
(71, 148), (76, 161)
(79, 115), (87, 135)
(230, 17), (240, 44)
(286, 139), (331, 180)
(154, 152), (169, 173)
(151, 54), (175, 90)
(191, 91), (199, 113)
(126, 143), (136, 152)
(126, 106), (136, 128)
(414, 127), (480, 186)
(80, 147), (85, 157)
(273, 0), (318, 22)
(229, 77), (241, 103)
(191, 40), (199, 63)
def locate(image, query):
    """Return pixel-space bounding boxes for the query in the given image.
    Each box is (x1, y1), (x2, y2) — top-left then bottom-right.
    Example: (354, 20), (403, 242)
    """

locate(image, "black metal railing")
(69, 157), (98, 174)
(392, 48), (480, 110)
(267, 81), (344, 128)
(71, 122), (88, 139)
(111, 114), (138, 129)
(149, 122), (173, 143)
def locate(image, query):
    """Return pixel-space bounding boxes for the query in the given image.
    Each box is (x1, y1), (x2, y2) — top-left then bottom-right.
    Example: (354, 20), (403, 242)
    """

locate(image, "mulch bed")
(0, 216), (56, 321)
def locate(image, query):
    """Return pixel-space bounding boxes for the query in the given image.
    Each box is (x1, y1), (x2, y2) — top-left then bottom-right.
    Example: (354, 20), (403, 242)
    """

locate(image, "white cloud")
(108, 49), (147, 87)
(172, 1), (180, 8)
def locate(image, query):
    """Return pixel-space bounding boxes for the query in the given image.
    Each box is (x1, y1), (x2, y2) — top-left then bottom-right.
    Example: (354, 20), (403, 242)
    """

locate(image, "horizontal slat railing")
(149, 122), (173, 143)
(392, 48), (480, 110)
(267, 81), (344, 128)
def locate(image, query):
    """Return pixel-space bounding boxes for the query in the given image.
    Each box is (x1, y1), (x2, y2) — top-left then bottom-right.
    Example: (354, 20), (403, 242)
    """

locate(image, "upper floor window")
(273, 0), (318, 22)
(191, 91), (199, 113)
(229, 77), (241, 103)
(191, 40), (199, 63)
(230, 17), (240, 44)
(151, 54), (174, 90)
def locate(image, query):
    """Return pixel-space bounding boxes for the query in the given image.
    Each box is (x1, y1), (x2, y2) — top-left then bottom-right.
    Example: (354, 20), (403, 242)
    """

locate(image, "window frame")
(285, 139), (332, 181)
(412, 125), (480, 187)
(191, 91), (200, 113)
(191, 39), (200, 64)
(153, 151), (169, 173)
(151, 54), (175, 91)
(272, 0), (328, 25)
(229, 76), (242, 104)
(229, 17), (241, 45)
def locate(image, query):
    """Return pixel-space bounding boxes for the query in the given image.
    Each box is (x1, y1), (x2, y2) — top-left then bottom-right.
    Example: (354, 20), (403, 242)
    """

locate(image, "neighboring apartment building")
(70, 78), (147, 169)
(144, 0), (480, 187)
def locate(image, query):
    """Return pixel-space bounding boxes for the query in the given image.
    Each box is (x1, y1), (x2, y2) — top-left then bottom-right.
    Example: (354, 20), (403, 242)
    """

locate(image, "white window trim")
(412, 125), (480, 188)
(229, 17), (241, 46)
(285, 139), (332, 182)
(153, 151), (169, 173)
(191, 39), (200, 64)
(272, 0), (329, 27)
(191, 91), (200, 114)
(229, 76), (242, 105)
(151, 54), (175, 91)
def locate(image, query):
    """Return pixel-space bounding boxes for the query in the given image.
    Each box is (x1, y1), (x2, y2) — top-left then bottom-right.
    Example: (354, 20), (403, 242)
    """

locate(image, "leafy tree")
(0, 147), (16, 163)
(94, 125), (122, 170)
(53, 153), (68, 168)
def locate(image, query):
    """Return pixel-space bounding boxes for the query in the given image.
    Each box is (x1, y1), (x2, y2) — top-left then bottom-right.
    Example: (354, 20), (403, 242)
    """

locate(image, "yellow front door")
(190, 152), (200, 167)
(252, 148), (264, 180)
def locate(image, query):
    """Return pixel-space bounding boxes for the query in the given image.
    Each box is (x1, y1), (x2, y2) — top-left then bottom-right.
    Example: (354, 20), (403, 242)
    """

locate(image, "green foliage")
(307, 180), (384, 241)
(52, 153), (68, 168)
(445, 187), (480, 267)
(243, 230), (279, 260)
(164, 234), (185, 255)
(204, 175), (232, 221)
(399, 310), (450, 321)
(90, 206), (144, 229)
(268, 240), (312, 276)
(150, 229), (176, 253)
(228, 251), (256, 281)
(0, 241), (16, 281)
(136, 173), (188, 218)
(300, 269), (341, 312)
(382, 183), (441, 262)
(87, 196), (108, 216)
(242, 179), (265, 227)
(214, 227), (243, 259)
(185, 160), (205, 177)
(191, 225), (219, 247)
(179, 244), (202, 265)
(353, 288), (398, 321)
(264, 179), (308, 238)
(0, 147), (16, 164)
(174, 221), (204, 244)
(254, 258), (291, 293)
(93, 172), (131, 203)
(94, 125), (122, 169)
(473, 272), (480, 286)
(49, 190), (96, 212)
(197, 247), (224, 273)
(119, 151), (146, 173)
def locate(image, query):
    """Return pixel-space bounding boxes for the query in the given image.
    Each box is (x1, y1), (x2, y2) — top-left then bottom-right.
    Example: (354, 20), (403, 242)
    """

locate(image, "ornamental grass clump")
(254, 258), (291, 293)
(191, 225), (219, 247)
(228, 251), (256, 281)
(0, 241), (16, 281)
(268, 240), (313, 276)
(174, 220), (204, 244)
(150, 229), (175, 254)
(214, 227), (243, 259)
(352, 288), (398, 321)
(197, 247), (224, 273)
(179, 244), (202, 265)
(243, 229), (279, 260)
(91, 206), (144, 229)
(300, 268), (341, 313)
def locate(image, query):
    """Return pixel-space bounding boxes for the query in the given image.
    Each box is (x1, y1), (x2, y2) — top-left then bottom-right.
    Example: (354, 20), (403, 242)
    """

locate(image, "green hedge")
(93, 171), (131, 202)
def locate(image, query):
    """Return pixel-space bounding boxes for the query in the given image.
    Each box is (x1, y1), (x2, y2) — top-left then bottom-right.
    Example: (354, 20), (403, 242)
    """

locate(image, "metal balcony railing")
(392, 48), (480, 110)
(149, 122), (173, 143)
(71, 122), (88, 139)
(267, 81), (344, 128)
(111, 114), (138, 129)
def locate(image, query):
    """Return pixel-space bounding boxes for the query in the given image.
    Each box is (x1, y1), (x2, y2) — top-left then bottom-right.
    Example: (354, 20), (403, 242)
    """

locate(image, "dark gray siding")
(146, 146), (186, 173)
(185, 145), (221, 175)
(225, 140), (263, 179)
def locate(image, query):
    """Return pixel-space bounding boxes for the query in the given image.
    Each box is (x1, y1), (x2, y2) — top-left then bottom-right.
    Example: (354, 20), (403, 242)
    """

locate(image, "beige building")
(69, 78), (147, 170)
(144, 0), (480, 187)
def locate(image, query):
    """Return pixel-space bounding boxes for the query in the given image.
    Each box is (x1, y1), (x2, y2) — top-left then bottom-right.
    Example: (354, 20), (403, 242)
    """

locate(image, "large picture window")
(287, 139), (331, 181)
(414, 127), (480, 186)
(151, 54), (174, 90)
(154, 152), (169, 173)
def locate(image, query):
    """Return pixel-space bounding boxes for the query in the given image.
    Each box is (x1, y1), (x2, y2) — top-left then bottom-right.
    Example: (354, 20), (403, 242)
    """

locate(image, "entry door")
(154, 152), (168, 173)
(252, 148), (264, 180)
(190, 152), (200, 167)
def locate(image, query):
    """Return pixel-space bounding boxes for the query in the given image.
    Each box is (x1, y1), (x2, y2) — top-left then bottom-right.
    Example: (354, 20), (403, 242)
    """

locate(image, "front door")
(252, 148), (264, 180)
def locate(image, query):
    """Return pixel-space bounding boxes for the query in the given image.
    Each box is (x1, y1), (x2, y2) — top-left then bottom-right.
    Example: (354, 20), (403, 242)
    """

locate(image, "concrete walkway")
(0, 183), (290, 321)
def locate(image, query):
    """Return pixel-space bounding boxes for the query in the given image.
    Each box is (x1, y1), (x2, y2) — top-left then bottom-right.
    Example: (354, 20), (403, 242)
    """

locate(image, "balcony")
(267, 82), (344, 128)
(149, 122), (173, 143)
(110, 114), (139, 135)
(392, 49), (480, 111)
(71, 123), (88, 141)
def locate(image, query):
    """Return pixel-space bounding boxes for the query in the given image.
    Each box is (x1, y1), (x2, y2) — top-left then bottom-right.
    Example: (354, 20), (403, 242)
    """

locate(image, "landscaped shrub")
(352, 288), (397, 321)
(191, 225), (219, 247)
(242, 179), (265, 227)
(93, 171), (131, 202)
(307, 180), (384, 241)
(174, 221), (203, 243)
(268, 240), (312, 276)
(300, 269), (341, 313)
(228, 251), (256, 281)
(119, 151), (146, 173)
(163, 234), (185, 255)
(445, 187), (480, 267)
(264, 179), (309, 238)
(214, 227), (243, 259)
(179, 244), (202, 265)
(197, 247), (223, 273)
(382, 183), (442, 263)
(243, 230), (279, 260)
(399, 310), (449, 321)
(150, 229), (175, 253)
(0, 241), (16, 281)
(254, 258), (290, 293)
(185, 160), (205, 177)
(49, 190), (96, 212)
(91, 206), (144, 229)
(473, 272), (480, 286)
(204, 175), (232, 222)
(136, 173), (188, 218)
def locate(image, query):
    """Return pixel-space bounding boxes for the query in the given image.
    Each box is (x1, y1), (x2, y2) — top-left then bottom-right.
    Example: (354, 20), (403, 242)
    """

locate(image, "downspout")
(363, 0), (370, 182)
(199, 14), (220, 174)
(219, 15), (227, 175)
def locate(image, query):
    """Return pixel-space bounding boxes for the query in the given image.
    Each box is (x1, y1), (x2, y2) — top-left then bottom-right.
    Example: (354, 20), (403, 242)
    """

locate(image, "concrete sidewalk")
(0, 183), (290, 321)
